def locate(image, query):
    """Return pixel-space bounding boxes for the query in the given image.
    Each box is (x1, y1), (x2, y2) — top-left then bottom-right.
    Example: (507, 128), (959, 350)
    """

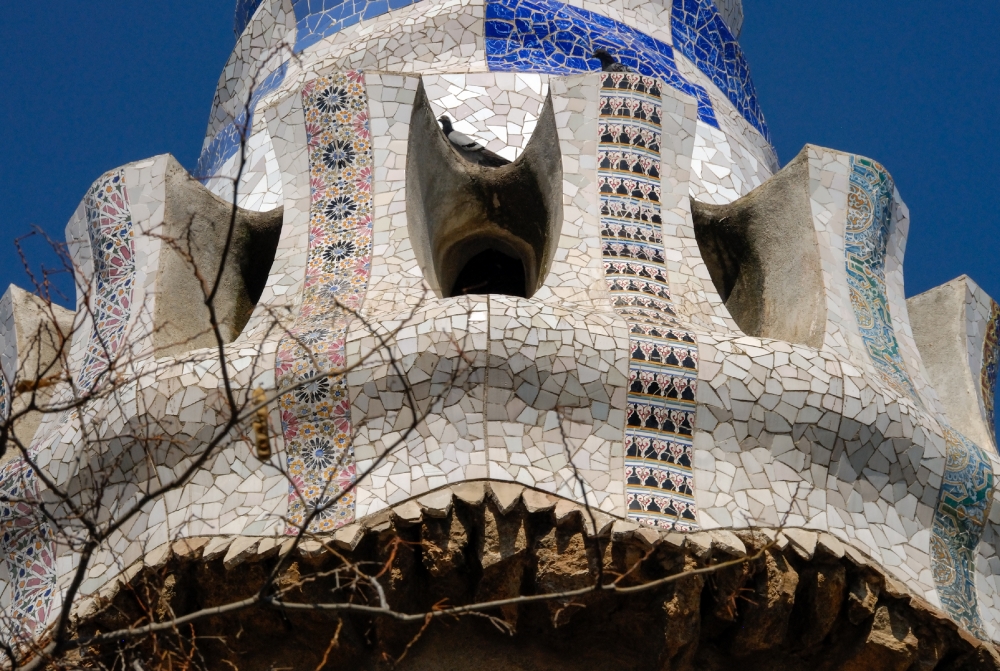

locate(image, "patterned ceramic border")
(931, 425), (993, 638)
(486, 0), (718, 128)
(279, 72), (374, 533)
(77, 169), (136, 391)
(845, 156), (918, 401)
(982, 300), (999, 447)
(0, 458), (57, 641)
(670, 0), (768, 140)
(0, 169), (131, 642)
(841, 157), (995, 635)
(0, 370), (8, 426)
(599, 73), (699, 530)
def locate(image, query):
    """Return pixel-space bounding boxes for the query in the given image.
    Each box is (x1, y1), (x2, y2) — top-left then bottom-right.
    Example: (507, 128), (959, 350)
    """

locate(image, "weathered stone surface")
(417, 488), (454, 518)
(452, 481), (487, 506)
(476, 502), (529, 627)
(794, 562), (846, 647)
(222, 536), (259, 569)
(839, 605), (919, 671)
(783, 528), (817, 560)
(729, 548), (799, 655)
(709, 529), (747, 557)
(489, 481), (525, 515)
(534, 525), (594, 626)
(172, 537), (209, 561)
(523, 488), (557, 513)
(392, 499), (423, 525)
(77, 497), (999, 671)
(662, 557), (704, 669)
(422, 510), (468, 578)
(333, 523), (364, 550)
(848, 570), (882, 624)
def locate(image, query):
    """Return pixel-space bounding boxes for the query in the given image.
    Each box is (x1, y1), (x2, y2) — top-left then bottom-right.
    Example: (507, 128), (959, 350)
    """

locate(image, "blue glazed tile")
(484, 0), (719, 127)
(234, 0), (266, 37)
(292, 0), (419, 52)
(670, 0), (769, 140)
(196, 62), (289, 180)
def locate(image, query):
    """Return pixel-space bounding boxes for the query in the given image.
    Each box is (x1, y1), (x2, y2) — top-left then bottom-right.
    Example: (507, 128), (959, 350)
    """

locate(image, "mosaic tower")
(1, 0), (999, 663)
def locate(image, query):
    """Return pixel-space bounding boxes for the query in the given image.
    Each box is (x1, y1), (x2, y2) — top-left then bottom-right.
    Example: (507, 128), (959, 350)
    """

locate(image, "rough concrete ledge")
(76, 481), (999, 670)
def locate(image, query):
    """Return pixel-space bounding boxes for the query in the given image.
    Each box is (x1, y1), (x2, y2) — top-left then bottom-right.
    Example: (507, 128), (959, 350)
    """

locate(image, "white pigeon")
(438, 116), (511, 167)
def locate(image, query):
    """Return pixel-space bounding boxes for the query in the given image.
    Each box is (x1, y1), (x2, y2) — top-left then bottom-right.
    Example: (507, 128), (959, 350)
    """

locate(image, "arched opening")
(405, 80), (563, 300)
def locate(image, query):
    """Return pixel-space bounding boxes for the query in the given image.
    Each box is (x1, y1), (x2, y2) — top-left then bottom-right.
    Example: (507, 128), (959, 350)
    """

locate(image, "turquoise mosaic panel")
(845, 156), (918, 401)
(599, 73), (699, 530)
(932, 425), (993, 638)
(844, 157), (994, 637)
(279, 72), (374, 533)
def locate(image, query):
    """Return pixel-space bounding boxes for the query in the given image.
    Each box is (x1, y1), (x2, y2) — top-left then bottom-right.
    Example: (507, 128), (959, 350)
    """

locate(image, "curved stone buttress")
(2, 0), (999, 651)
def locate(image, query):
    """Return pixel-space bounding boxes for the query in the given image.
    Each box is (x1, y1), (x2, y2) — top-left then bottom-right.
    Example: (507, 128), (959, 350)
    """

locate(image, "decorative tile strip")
(845, 156), (918, 401)
(485, 0), (719, 128)
(931, 425), (993, 638)
(599, 72), (699, 530)
(0, 169), (136, 641)
(0, 458), (56, 641)
(839, 156), (997, 638)
(982, 300), (999, 447)
(279, 72), (374, 533)
(78, 169), (136, 391)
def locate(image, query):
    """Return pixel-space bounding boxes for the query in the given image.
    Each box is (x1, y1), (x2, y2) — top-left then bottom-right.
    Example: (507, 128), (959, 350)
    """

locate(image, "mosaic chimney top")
(0, 0), (998, 653)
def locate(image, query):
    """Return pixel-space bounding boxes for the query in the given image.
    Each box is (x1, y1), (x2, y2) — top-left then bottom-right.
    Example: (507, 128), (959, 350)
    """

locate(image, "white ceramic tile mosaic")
(2, 0), (999, 647)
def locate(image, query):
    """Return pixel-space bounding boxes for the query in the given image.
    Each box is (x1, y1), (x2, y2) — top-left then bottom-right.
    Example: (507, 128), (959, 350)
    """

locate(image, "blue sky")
(0, 1), (996, 304)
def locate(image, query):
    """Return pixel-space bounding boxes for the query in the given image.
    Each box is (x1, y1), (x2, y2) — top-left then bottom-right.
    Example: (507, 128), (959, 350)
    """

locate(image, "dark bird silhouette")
(438, 116), (511, 167)
(594, 48), (633, 72)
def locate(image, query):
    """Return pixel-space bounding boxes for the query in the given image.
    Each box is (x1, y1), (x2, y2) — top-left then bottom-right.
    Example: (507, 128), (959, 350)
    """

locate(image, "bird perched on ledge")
(594, 48), (633, 72)
(438, 115), (511, 167)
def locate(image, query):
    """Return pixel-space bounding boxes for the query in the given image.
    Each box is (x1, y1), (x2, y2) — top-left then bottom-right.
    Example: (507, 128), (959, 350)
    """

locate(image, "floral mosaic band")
(279, 72), (374, 533)
(0, 458), (56, 641)
(931, 425), (993, 638)
(0, 167), (130, 642)
(78, 169), (136, 391)
(599, 73), (699, 530)
(845, 156), (918, 402)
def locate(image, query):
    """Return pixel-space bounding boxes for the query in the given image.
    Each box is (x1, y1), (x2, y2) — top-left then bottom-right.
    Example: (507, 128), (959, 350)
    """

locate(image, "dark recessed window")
(449, 248), (527, 298)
